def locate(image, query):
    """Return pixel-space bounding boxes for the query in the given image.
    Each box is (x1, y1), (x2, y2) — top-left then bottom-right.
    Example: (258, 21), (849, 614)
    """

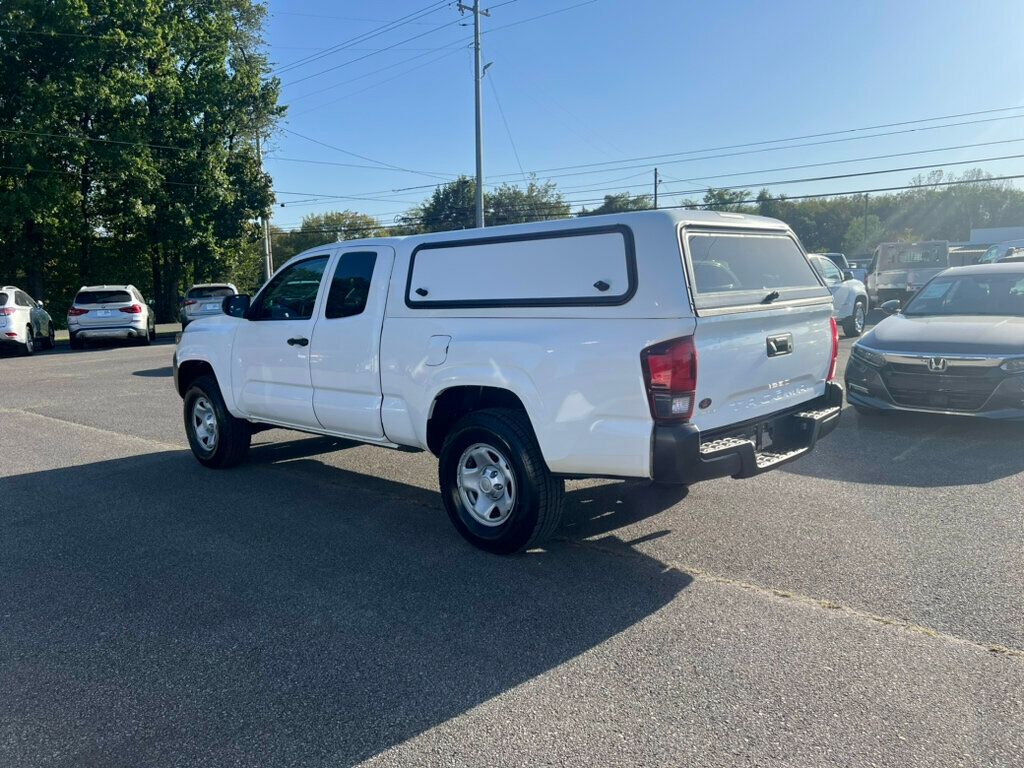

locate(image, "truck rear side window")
(685, 231), (828, 311)
(407, 225), (636, 308)
(325, 251), (376, 319)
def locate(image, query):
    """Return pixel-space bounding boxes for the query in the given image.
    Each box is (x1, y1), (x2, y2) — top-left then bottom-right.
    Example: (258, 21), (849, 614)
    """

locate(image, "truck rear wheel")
(183, 374), (251, 468)
(438, 408), (564, 554)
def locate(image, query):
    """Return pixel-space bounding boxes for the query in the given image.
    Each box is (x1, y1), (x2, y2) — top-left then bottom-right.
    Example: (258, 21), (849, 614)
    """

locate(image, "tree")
(0, 0), (283, 322)
(271, 210), (382, 266)
(398, 176), (570, 233)
(842, 214), (886, 255)
(578, 192), (651, 216)
(702, 187), (751, 212)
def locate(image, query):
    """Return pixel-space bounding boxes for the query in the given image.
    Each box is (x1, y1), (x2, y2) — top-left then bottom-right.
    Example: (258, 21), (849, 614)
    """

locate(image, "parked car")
(0, 285), (55, 354)
(174, 210), (843, 553)
(819, 252), (850, 270)
(67, 284), (156, 349)
(996, 246), (1024, 264)
(845, 255), (870, 283)
(866, 241), (949, 307)
(808, 255), (868, 337)
(978, 239), (1024, 264)
(846, 263), (1024, 418)
(180, 283), (238, 330)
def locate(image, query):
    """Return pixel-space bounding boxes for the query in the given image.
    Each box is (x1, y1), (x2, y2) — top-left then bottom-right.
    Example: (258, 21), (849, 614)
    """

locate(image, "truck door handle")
(287, 337), (309, 347)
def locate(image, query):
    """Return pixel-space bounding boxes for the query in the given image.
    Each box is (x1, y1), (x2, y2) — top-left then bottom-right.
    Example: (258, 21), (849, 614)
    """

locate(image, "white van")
(174, 210), (842, 552)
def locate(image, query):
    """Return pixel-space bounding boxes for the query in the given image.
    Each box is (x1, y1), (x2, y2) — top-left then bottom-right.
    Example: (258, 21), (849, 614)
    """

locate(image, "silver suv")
(0, 286), (55, 355)
(67, 284), (156, 349)
(179, 283), (237, 330)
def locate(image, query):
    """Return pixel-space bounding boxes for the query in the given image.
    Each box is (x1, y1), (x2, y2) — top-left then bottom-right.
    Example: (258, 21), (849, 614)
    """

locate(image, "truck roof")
(289, 208), (791, 259)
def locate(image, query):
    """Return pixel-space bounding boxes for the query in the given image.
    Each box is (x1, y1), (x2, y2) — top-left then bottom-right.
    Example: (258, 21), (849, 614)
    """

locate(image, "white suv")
(67, 285), (156, 349)
(180, 283), (237, 330)
(174, 210), (842, 552)
(0, 286), (55, 355)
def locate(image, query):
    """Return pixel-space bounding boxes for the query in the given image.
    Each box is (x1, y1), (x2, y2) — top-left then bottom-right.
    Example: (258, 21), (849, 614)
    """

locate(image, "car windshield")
(75, 290), (131, 305)
(903, 274), (1024, 317)
(187, 286), (234, 299)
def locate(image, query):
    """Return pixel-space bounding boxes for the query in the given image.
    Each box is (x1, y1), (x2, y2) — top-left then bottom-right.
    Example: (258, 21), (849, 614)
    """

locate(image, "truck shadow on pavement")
(781, 406), (1024, 487)
(1, 447), (691, 768)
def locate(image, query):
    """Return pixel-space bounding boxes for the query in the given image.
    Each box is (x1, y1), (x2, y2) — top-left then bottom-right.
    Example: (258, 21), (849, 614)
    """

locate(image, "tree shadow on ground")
(1, 447), (691, 768)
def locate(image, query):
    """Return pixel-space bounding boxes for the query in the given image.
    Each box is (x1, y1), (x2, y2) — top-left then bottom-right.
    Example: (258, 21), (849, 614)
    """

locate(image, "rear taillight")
(184, 299), (197, 306)
(0, 308), (15, 316)
(641, 336), (698, 422)
(120, 304), (143, 314)
(68, 307), (88, 316)
(827, 316), (839, 382)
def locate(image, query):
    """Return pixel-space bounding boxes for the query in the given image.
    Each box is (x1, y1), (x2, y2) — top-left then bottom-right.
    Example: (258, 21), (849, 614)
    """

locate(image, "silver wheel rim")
(854, 303), (865, 332)
(457, 442), (516, 527)
(191, 396), (218, 452)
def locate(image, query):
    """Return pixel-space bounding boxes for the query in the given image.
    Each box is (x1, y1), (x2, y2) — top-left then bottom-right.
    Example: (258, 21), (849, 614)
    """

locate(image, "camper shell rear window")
(683, 229), (829, 312)
(406, 224), (636, 308)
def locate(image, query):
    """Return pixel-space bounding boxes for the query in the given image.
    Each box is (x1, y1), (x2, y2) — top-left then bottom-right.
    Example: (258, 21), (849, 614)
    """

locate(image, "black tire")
(438, 407), (564, 554)
(149, 323), (156, 341)
(842, 299), (867, 337)
(21, 325), (34, 356)
(69, 333), (84, 350)
(183, 374), (251, 468)
(181, 321), (189, 332)
(42, 323), (55, 350)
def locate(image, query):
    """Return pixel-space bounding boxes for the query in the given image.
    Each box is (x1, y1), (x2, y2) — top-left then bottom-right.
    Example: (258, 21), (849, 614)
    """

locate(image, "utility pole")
(653, 167), (660, 209)
(458, 1), (489, 227)
(862, 192), (869, 252)
(255, 132), (273, 281)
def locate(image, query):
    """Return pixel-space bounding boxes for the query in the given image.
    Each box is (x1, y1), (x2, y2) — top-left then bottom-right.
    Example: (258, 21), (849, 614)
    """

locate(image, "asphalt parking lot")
(2, 325), (1023, 767)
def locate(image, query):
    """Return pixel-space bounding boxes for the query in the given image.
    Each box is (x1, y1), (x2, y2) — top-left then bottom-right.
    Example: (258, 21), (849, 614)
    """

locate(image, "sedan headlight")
(1001, 358), (1024, 374)
(852, 345), (884, 367)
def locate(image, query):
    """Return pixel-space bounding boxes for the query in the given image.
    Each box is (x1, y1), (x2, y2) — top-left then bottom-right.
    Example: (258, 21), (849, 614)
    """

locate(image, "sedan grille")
(881, 368), (1000, 412)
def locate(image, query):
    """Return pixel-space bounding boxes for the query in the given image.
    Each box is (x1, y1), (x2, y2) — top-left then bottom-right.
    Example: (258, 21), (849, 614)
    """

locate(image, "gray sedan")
(846, 263), (1024, 418)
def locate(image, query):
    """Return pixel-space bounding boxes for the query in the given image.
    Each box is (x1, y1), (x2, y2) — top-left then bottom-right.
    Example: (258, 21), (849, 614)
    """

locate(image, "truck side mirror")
(880, 299), (901, 315)
(842, 270), (854, 281)
(223, 294), (250, 318)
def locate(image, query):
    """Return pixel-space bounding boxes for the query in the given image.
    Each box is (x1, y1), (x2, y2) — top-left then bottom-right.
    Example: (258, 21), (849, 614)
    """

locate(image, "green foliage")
(398, 176), (570, 232)
(0, 0), (283, 322)
(578, 192), (652, 216)
(842, 214), (886, 255)
(271, 210), (382, 266)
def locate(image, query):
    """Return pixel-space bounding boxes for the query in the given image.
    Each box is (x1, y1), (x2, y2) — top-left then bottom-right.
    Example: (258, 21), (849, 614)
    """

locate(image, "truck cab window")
(249, 256), (329, 321)
(325, 251), (377, 319)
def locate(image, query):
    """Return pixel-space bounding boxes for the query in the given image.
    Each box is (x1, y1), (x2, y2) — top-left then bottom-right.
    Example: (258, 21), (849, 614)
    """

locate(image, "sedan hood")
(862, 314), (1024, 355)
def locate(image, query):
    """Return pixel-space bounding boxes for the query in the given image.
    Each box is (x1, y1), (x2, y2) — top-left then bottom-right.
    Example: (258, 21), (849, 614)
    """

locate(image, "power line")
(0, 127), (188, 153)
(281, 16), (464, 87)
(287, 39), (469, 106)
(273, 1), (450, 74)
(485, 103), (1024, 180)
(487, 72), (527, 180)
(281, 128), (455, 181)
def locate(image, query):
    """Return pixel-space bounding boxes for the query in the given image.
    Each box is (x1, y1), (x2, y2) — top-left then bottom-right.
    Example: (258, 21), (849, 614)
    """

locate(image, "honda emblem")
(927, 357), (948, 372)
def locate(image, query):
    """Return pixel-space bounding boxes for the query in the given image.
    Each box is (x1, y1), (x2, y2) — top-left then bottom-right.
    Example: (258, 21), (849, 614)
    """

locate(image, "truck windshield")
(904, 274), (1024, 317)
(685, 231), (828, 311)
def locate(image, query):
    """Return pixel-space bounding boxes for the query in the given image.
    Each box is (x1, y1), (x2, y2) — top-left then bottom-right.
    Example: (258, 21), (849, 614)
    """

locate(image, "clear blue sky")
(263, 0), (1024, 230)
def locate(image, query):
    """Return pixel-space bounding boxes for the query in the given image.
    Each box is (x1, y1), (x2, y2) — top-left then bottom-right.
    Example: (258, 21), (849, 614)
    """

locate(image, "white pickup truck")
(174, 210), (842, 552)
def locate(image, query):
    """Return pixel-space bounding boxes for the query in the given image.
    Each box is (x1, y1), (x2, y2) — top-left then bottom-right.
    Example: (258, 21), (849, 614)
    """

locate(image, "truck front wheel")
(438, 408), (564, 554)
(183, 374), (251, 468)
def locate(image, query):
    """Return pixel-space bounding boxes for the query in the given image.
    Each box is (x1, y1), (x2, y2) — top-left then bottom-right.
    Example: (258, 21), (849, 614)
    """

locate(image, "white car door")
(811, 256), (848, 317)
(309, 247), (395, 439)
(231, 254), (331, 428)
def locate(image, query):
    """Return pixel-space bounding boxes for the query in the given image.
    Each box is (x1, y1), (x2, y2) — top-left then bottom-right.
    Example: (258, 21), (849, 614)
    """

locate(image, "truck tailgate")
(690, 302), (834, 431)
